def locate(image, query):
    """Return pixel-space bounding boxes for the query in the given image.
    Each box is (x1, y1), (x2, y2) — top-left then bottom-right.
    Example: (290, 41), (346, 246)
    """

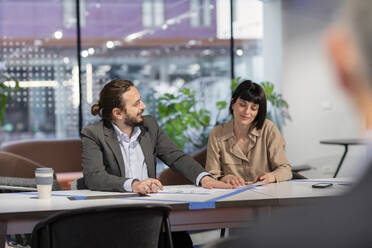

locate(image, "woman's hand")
(132, 178), (163, 194)
(220, 175), (247, 187)
(253, 173), (276, 185)
(200, 176), (233, 189)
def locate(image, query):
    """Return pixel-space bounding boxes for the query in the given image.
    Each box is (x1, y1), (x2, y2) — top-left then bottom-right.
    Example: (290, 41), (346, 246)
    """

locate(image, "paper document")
(158, 185), (231, 194)
(158, 182), (264, 194)
(246, 181), (265, 187)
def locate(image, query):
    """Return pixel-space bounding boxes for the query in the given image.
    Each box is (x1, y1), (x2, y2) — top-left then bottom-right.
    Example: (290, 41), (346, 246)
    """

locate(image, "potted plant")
(259, 81), (290, 130)
(0, 74), (19, 126)
(157, 88), (226, 151)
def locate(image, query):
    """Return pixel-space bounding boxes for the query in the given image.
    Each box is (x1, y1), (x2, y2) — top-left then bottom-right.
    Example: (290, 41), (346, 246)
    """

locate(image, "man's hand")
(253, 173), (276, 185)
(132, 178), (163, 194)
(200, 176), (233, 189)
(220, 174), (247, 187)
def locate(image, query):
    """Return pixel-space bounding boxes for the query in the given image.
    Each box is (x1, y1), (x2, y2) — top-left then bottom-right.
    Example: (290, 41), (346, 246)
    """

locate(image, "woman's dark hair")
(91, 79), (134, 121)
(229, 80), (267, 129)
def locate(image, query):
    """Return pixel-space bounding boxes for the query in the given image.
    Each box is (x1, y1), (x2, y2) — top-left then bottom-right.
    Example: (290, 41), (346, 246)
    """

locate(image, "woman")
(206, 80), (292, 186)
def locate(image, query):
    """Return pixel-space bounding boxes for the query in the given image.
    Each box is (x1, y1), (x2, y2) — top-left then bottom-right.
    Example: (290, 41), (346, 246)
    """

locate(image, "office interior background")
(0, 0), (366, 178)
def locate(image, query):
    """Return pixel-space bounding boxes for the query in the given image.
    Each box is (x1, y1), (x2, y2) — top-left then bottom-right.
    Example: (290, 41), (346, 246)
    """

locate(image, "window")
(62, 0), (86, 28)
(2, 0), (263, 156)
(142, 0), (164, 28)
(1, 1), (79, 142)
(80, 0), (230, 155)
(190, 0), (211, 27)
(232, 0), (263, 82)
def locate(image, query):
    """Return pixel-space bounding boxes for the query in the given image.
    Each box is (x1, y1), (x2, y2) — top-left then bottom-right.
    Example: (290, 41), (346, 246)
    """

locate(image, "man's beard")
(123, 113), (144, 127)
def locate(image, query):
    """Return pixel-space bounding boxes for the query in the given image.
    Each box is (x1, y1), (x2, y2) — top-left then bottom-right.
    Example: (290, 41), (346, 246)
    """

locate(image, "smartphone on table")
(312, 183), (333, 188)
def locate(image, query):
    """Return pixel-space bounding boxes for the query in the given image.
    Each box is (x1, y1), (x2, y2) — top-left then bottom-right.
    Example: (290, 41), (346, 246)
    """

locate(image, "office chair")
(0, 151), (61, 248)
(158, 149), (207, 185)
(0, 151), (61, 192)
(31, 204), (173, 248)
(1, 139), (82, 189)
(0, 151), (41, 178)
(292, 164), (310, 179)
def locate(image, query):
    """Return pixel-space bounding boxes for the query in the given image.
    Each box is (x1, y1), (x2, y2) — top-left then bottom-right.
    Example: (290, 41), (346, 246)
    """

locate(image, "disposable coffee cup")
(35, 168), (54, 199)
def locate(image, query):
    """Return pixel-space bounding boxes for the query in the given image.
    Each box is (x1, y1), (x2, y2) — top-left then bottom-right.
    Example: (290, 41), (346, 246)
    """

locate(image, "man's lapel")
(139, 127), (156, 178)
(103, 123), (126, 177)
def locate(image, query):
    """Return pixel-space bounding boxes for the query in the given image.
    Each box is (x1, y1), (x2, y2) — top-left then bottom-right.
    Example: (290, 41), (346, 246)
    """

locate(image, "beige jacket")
(206, 119), (292, 182)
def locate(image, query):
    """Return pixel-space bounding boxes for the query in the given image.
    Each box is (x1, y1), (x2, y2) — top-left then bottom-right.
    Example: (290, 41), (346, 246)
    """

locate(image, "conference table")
(0, 179), (352, 248)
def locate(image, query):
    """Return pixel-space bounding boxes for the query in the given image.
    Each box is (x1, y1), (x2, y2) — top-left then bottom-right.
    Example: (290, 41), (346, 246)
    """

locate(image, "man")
(81, 79), (231, 193)
(208, 0), (372, 247)
(80, 79), (232, 248)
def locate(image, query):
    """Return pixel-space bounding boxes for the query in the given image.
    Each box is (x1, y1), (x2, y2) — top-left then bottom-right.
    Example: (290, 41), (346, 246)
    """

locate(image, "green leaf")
(180, 88), (192, 96)
(216, 101), (227, 110)
(201, 115), (210, 126)
(231, 77), (242, 92)
(0, 75), (20, 126)
(163, 93), (176, 100)
(0, 95), (6, 125)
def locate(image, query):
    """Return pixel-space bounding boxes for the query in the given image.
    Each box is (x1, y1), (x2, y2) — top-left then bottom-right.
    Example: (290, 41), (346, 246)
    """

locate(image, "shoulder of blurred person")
(218, 161), (372, 248)
(208, 1), (372, 247)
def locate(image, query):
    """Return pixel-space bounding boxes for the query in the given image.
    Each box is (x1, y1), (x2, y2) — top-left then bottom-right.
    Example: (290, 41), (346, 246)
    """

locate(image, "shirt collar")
(220, 119), (261, 141)
(112, 122), (141, 143)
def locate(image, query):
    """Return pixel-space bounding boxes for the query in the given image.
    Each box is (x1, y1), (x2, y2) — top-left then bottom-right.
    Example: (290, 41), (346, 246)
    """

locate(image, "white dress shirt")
(112, 123), (148, 191)
(112, 123), (209, 191)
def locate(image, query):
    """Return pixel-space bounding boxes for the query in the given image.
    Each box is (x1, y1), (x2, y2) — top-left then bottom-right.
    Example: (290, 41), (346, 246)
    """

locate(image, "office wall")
(280, 0), (367, 178)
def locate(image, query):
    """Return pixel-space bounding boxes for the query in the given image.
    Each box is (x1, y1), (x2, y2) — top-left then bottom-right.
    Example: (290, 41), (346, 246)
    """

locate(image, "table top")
(0, 178), (352, 218)
(320, 138), (365, 146)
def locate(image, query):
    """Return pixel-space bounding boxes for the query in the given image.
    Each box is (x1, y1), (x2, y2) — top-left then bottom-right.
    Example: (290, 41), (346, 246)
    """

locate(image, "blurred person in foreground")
(207, 0), (372, 247)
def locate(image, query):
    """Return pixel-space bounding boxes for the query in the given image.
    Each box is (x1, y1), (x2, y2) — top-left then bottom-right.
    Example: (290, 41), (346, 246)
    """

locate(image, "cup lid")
(35, 167), (54, 173)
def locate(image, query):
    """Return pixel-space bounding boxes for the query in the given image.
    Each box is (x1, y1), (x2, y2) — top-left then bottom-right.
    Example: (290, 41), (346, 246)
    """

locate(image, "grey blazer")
(81, 115), (205, 192)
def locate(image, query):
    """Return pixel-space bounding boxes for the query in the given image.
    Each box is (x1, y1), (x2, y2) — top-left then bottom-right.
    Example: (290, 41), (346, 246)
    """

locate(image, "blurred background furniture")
(1, 139), (83, 189)
(0, 151), (61, 192)
(0, 151), (42, 178)
(31, 204), (173, 248)
(320, 138), (364, 177)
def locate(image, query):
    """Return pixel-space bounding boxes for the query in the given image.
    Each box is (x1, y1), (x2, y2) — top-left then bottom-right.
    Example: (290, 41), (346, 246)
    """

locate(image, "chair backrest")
(31, 204), (173, 248)
(0, 151), (43, 178)
(0, 151), (61, 191)
(159, 148), (207, 185)
(1, 139), (81, 173)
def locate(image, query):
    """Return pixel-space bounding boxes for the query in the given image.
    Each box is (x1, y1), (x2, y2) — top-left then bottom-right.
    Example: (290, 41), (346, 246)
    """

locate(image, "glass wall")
(0, 0), (78, 143)
(231, 0), (263, 82)
(80, 0), (232, 127)
(1, 0), (263, 152)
